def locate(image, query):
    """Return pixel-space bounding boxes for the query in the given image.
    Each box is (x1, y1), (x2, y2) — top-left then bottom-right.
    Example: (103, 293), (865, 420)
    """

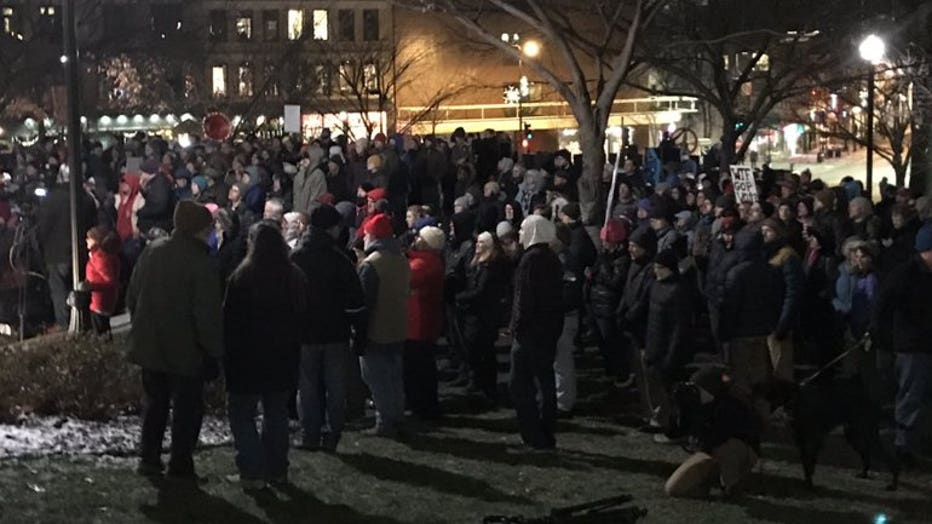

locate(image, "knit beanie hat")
(364, 213), (393, 239)
(495, 221), (514, 238)
(191, 175), (208, 193)
(916, 222), (932, 253)
(310, 204), (342, 229)
(417, 226), (446, 251)
(629, 226), (657, 254)
(173, 201), (213, 236)
(367, 187), (387, 202)
(654, 248), (679, 272)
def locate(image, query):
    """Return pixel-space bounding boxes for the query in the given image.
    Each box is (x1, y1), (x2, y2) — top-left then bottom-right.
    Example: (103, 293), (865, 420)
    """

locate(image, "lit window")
(313, 65), (330, 96)
(2, 7), (13, 35)
(754, 53), (770, 72)
(238, 64), (253, 97)
(212, 66), (226, 96)
(312, 9), (328, 40)
(235, 12), (252, 41)
(364, 62), (378, 92)
(339, 61), (353, 93)
(287, 9), (303, 40)
(40, 6), (55, 16)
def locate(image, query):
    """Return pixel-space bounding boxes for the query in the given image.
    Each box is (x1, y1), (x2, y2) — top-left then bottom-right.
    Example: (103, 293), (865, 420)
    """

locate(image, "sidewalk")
(766, 149), (899, 188)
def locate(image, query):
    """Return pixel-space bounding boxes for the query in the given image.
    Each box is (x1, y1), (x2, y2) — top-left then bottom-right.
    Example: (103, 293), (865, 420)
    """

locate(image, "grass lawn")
(0, 358), (928, 524)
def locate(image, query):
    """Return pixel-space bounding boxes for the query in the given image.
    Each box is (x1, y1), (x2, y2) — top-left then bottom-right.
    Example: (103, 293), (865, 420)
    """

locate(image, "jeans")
(46, 263), (72, 328)
(140, 370), (204, 474)
(509, 337), (558, 448)
(555, 312), (579, 412)
(360, 343), (405, 432)
(894, 353), (932, 452)
(404, 340), (440, 417)
(228, 391), (290, 480)
(299, 343), (348, 447)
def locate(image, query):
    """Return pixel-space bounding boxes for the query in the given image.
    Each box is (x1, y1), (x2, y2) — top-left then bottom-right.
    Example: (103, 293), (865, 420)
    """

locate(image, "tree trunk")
(577, 124), (607, 226)
(910, 121), (932, 194)
(719, 125), (739, 174)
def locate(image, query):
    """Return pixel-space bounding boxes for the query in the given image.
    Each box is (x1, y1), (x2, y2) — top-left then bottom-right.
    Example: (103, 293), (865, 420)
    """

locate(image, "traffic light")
(524, 123), (533, 140)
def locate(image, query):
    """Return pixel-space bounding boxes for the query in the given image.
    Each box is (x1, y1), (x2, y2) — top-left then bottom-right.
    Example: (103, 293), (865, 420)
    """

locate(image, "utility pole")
(63, 0), (84, 334)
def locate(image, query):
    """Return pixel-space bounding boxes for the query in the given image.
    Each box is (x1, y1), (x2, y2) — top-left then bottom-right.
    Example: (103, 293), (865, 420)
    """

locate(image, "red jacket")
(407, 250), (444, 341)
(86, 247), (120, 315)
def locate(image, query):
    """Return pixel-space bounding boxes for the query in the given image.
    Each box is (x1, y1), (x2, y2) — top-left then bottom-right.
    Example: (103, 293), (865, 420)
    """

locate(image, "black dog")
(771, 373), (899, 491)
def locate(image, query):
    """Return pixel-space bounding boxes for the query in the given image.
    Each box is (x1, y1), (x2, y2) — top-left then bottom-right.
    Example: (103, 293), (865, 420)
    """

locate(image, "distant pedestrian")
(223, 222), (307, 490)
(126, 201), (222, 482)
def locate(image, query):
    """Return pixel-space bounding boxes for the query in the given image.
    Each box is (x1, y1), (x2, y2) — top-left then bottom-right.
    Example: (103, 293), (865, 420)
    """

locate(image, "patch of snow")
(0, 416), (232, 460)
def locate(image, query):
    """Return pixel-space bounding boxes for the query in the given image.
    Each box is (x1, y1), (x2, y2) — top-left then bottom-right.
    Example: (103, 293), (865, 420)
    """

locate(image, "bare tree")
(638, 0), (851, 172)
(396, 0), (666, 221)
(797, 58), (919, 188)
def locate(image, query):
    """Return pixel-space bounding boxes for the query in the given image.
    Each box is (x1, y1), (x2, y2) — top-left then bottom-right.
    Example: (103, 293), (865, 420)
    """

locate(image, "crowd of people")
(2, 125), (930, 496)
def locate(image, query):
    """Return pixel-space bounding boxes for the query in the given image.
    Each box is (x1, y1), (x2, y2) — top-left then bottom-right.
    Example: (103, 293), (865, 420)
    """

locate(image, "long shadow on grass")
(259, 481), (404, 524)
(140, 478), (266, 524)
(338, 452), (535, 505)
(437, 414), (623, 438)
(746, 470), (932, 518)
(404, 433), (673, 479)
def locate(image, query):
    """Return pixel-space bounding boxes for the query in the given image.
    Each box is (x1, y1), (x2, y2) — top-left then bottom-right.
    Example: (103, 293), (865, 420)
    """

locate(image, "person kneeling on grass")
(664, 367), (762, 498)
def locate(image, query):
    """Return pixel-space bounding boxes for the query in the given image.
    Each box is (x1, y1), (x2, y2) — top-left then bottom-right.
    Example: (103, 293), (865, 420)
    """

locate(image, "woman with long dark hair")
(455, 231), (508, 405)
(223, 221), (307, 490)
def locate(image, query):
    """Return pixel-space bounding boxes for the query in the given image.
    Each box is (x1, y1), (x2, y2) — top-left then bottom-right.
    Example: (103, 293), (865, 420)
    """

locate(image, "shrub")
(0, 334), (227, 423)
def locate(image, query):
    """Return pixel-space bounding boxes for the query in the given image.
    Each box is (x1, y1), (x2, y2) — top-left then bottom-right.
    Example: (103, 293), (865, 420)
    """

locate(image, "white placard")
(283, 105), (301, 133)
(730, 164), (758, 203)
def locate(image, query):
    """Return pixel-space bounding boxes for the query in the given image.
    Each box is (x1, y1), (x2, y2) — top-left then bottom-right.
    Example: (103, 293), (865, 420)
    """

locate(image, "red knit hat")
(367, 187), (387, 202)
(600, 218), (630, 244)
(364, 213), (393, 239)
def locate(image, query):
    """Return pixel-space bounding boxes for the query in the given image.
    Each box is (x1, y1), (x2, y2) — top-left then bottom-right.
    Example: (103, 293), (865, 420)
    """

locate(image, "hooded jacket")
(293, 146), (327, 215)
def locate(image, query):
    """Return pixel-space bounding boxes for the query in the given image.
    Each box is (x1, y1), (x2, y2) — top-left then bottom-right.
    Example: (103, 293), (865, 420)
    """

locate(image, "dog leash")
(798, 335), (870, 388)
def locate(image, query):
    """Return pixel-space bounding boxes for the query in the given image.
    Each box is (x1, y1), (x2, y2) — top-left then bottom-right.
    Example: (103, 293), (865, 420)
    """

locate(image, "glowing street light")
(859, 34), (885, 65)
(522, 40), (540, 58)
(858, 33), (885, 199)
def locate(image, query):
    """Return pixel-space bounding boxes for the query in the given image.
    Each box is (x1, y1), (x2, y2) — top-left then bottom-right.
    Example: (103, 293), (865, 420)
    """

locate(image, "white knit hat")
(417, 226), (446, 251)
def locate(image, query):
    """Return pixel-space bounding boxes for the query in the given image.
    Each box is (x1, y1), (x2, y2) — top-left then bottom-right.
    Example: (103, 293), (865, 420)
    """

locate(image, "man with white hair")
(510, 215), (564, 450)
(283, 211), (308, 250)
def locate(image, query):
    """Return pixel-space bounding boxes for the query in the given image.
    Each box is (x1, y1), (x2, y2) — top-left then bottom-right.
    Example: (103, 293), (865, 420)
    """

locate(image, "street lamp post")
(63, 0), (84, 334)
(859, 34), (885, 201)
(501, 34), (540, 157)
